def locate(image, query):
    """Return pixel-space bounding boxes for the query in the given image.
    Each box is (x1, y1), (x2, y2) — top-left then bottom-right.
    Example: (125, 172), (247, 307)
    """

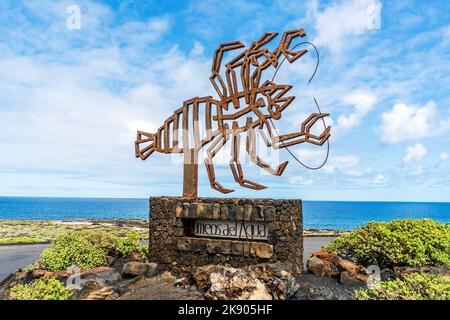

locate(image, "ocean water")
(0, 197), (448, 230)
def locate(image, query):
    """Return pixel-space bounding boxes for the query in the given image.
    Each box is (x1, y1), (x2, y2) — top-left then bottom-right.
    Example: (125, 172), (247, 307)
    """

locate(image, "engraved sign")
(193, 219), (268, 240)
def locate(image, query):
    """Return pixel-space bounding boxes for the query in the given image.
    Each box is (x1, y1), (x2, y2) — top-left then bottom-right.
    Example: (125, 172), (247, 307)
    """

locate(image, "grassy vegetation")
(0, 237), (47, 245)
(0, 219), (148, 245)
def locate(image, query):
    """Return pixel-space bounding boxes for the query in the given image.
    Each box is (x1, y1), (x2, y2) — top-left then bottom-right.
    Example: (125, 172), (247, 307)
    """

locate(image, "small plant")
(139, 245), (149, 261)
(10, 277), (73, 300)
(40, 232), (107, 271)
(116, 231), (139, 257)
(22, 262), (41, 272)
(324, 219), (450, 268)
(355, 273), (450, 300)
(116, 231), (147, 260)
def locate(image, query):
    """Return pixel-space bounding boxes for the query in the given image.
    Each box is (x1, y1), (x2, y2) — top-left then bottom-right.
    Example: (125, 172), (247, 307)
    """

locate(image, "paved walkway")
(0, 237), (336, 282)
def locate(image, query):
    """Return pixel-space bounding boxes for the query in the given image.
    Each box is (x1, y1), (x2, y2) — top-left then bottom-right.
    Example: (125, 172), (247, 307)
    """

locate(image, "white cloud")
(190, 41), (205, 57)
(371, 174), (389, 184)
(113, 17), (171, 45)
(403, 143), (427, 163)
(440, 152), (449, 161)
(310, 0), (382, 52)
(336, 90), (377, 134)
(323, 155), (370, 177)
(443, 25), (450, 43)
(289, 176), (314, 185)
(409, 166), (424, 177)
(379, 101), (450, 144)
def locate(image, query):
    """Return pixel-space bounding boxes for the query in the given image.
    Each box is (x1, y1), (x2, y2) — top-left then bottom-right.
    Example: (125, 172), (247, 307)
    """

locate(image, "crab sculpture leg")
(204, 125), (234, 194)
(229, 121), (266, 190)
(259, 113), (331, 149)
(246, 118), (289, 177)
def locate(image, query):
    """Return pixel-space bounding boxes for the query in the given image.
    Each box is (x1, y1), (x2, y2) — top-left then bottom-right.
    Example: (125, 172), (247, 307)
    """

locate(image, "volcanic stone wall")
(149, 197), (303, 275)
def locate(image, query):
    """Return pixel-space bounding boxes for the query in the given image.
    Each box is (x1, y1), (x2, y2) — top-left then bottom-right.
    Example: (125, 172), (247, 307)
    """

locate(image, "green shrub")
(10, 277), (73, 300)
(80, 230), (117, 254)
(40, 232), (107, 271)
(116, 231), (141, 258)
(324, 219), (450, 268)
(355, 273), (450, 300)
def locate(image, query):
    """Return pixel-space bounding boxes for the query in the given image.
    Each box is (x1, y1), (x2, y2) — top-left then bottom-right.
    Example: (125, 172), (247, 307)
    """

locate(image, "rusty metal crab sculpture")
(135, 29), (331, 197)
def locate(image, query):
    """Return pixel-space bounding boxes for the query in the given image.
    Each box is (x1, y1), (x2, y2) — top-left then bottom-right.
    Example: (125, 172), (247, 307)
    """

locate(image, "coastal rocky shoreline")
(0, 219), (349, 245)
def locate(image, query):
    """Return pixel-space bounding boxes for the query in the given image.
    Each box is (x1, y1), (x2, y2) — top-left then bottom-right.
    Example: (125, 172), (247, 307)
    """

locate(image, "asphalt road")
(0, 237), (336, 283)
(0, 244), (49, 283)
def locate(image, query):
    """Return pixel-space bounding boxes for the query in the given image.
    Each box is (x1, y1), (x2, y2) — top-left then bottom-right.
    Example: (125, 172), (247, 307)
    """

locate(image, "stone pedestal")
(149, 197), (303, 275)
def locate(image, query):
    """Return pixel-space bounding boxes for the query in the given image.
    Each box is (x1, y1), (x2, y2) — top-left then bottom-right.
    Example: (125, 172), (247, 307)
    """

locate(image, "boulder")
(146, 262), (159, 277)
(122, 262), (156, 277)
(307, 256), (326, 276)
(307, 254), (340, 278)
(312, 252), (340, 277)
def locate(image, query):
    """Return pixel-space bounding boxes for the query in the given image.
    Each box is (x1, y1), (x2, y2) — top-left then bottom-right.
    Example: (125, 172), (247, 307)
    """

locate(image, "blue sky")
(0, 0), (449, 201)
